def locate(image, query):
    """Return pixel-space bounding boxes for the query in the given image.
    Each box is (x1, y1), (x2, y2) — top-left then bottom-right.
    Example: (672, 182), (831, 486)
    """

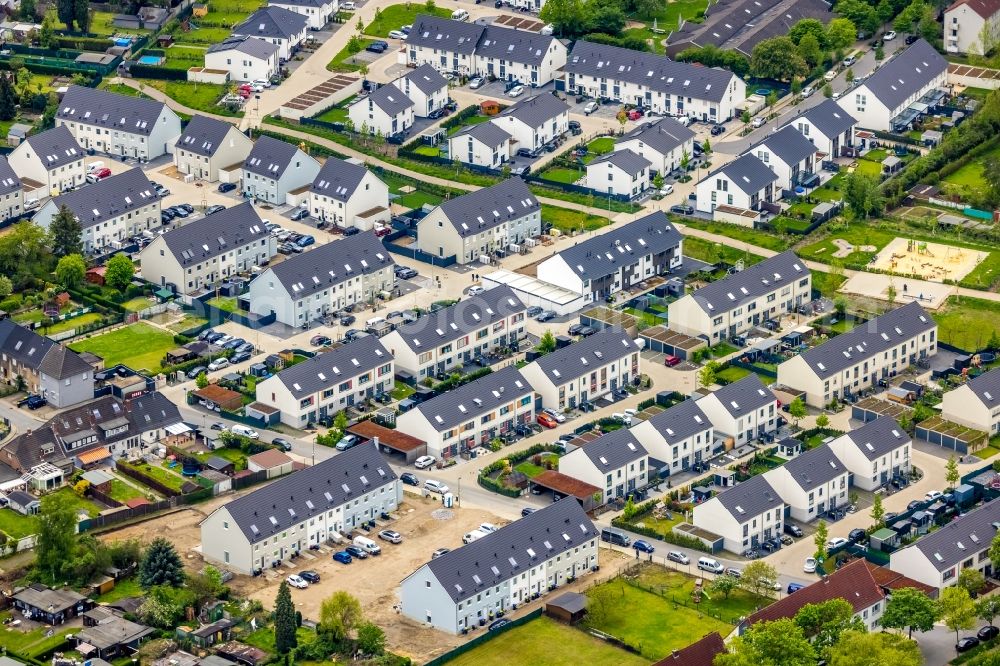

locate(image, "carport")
(347, 420), (427, 464)
(640, 326), (706, 360)
(530, 470), (601, 511)
(851, 396), (913, 423)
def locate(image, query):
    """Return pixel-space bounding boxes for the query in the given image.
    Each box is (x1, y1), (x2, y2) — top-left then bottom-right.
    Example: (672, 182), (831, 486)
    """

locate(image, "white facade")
(940, 370), (1000, 435)
(827, 428), (911, 492)
(944, 0), (1000, 54)
(204, 42), (279, 83)
(763, 452), (850, 523)
(8, 139), (85, 195)
(750, 141), (815, 191)
(309, 169), (389, 230)
(173, 125), (254, 182)
(557, 444), (648, 501)
(615, 135), (694, 175)
(629, 408), (713, 476)
(406, 31), (566, 86)
(692, 485), (785, 554)
(585, 156), (649, 197)
(395, 72), (448, 117)
(490, 106), (568, 152)
(57, 105), (181, 161)
(348, 90), (415, 138)
(695, 161), (779, 214)
(696, 386), (778, 446)
(447, 131), (511, 169)
(786, 114), (856, 158)
(269, 0), (337, 30)
(242, 146), (320, 206)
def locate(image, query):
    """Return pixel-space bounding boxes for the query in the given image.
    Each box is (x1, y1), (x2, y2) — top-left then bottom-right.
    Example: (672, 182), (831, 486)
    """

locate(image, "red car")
(95, 168), (112, 179)
(627, 109), (643, 121)
(664, 354), (681, 367)
(537, 413), (558, 429)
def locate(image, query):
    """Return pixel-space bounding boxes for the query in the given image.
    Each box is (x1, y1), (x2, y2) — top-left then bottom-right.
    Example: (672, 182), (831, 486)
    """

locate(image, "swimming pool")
(137, 55), (163, 65)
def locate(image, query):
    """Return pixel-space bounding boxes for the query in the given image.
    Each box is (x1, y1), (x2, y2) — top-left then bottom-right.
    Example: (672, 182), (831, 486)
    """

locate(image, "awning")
(76, 643), (96, 655)
(78, 447), (111, 465)
(165, 422), (193, 436)
(155, 288), (173, 300)
(908, 101), (929, 113)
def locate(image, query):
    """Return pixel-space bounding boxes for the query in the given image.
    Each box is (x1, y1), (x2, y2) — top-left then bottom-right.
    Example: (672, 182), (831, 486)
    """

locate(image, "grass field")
(798, 225), (894, 265)
(129, 461), (188, 492)
(137, 79), (236, 117)
(942, 143), (1000, 197)
(207, 296), (240, 313)
(160, 45), (208, 71)
(679, 218), (790, 252)
(364, 4), (451, 37)
(98, 82), (151, 98)
(446, 114), (493, 136)
(383, 172), (445, 210)
(0, 613), (75, 660)
(542, 204), (609, 233)
(314, 97), (356, 124)
(446, 616), (647, 666)
(933, 296), (1000, 351)
(70, 322), (175, 373)
(82, 10), (152, 36)
(95, 577), (143, 603)
(327, 39), (376, 72)
(108, 478), (146, 503)
(683, 236), (763, 266)
(0, 488), (101, 539)
(40, 312), (102, 335)
(540, 166), (584, 184)
(717, 365), (751, 383)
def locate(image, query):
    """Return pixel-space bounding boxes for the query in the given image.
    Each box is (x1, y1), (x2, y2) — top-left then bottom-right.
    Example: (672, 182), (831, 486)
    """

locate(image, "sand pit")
(868, 237), (988, 283)
(839, 272), (955, 309)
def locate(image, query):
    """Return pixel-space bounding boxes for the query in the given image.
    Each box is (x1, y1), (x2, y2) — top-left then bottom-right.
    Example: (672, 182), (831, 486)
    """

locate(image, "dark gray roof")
(310, 156), (368, 199)
(57, 85), (171, 137)
(413, 366), (531, 432)
(0, 157), (21, 197)
(233, 5), (308, 40)
(451, 121), (511, 149)
(390, 285), (524, 353)
(220, 442), (397, 544)
(714, 474), (784, 521)
(908, 500), (1000, 570)
(243, 135), (300, 179)
(689, 250), (807, 314)
(574, 428), (647, 471)
(752, 125), (817, 166)
(644, 399), (712, 444)
(589, 148), (651, 175)
(263, 233), (394, 300)
(780, 443), (846, 491)
(21, 126), (83, 169)
(618, 117), (696, 156)
(406, 14), (485, 55)
(37, 344), (94, 380)
(6, 490), (37, 507)
(421, 498), (597, 602)
(495, 93), (568, 128)
(476, 25), (557, 67)
(550, 211), (681, 281)
(796, 302), (936, 379)
(564, 40), (738, 103)
(701, 374), (776, 418)
(531, 327), (641, 384)
(366, 83), (414, 117)
(436, 178), (539, 237)
(270, 0), (331, 7)
(965, 367), (1000, 407)
(0, 319), (85, 378)
(841, 416), (909, 461)
(176, 115), (237, 158)
(707, 152), (778, 194)
(159, 201), (269, 267)
(48, 167), (157, 229)
(400, 64), (448, 96)
(272, 335), (391, 399)
(860, 39), (946, 111)
(206, 35), (279, 59)
(785, 98), (856, 140)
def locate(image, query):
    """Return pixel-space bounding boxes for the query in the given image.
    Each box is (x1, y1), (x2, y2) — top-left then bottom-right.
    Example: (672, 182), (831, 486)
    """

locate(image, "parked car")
(787, 582), (805, 594)
(345, 545), (369, 559)
(521, 507), (536, 517)
(218, 182), (237, 193)
(311, 335), (332, 346)
(286, 574), (308, 589)
(415, 455), (436, 469)
(578, 326), (595, 336)
(366, 42), (386, 53)
(883, 30), (897, 40)
(542, 408), (566, 423)
(340, 314), (356, 326)
(388, 30), (406, 39)
(290, 207), (310, 221)
(24, 395), (46, 410)
(468, 285), (485, 296)
(664, 354), (681, 367)
(633, 539), (655, 554)
(395, 266), (418, 280)
(803, 557), (817, 573)
(335, 434), (359, 451)
(205, 205), (226, 216)
(667, 550), (689, 565)
(583, 101), (598, 115)
(230, 351), (251, 364)
(488, 619), (510, 631)
(400, 472), (419, 486)
(848, 528), (867, 542)
(272, 437), (293, 452)
(469, 76), (484, 89)
(424, 479), (450, 494)
(299, 570), (320, 583)
(379, 529), (403, 544)
(724, 567), (741, 578)
(231, 424), (258, 439)
(535, 310), (556, 322)
(957, 637), (981, 653)
(926, 490), (943, 500)
(710, 124), (725, 136)
(784, 524), (804, 537)
(186, 366), (207, 379)
(432, 547), (450, 559)
(827, 537), (848, 549)
(332, 551), (353, 564)
(669, 204), (694, 215)
(801, 85), (815, 98)
(978, 625), (999, 641)
(526, 305), (543, 317)
(537, 412), (558, 429)
(207, 358), (230, 371)
(568, 120), (582, 135)
(507, 85), (525, 98)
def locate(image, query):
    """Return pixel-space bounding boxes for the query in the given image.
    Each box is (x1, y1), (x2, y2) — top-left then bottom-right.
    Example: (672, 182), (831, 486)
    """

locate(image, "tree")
(823, 84), (833, 98)
(39, 15), (56, 49)
(826, 18), (857, 51)
(871, 493), (885, 528)
(787, 397), (806, 426)
(815, 413), (830, 429)
(74, 0), (92, 33)
(940, 586), (977, 650)
(139, 538), (185, 588)
(356, 621), (386, 655)
(814, 519), (829, 562)
(699, 360), (720, 388)
(20, 0), (36, 20)
(105, 253), (134, 292)
(35, 491), (79, 582)
(716, 618), (815, 666)
(0, 76), (15, 122)
(977, 595), (1000, 626)
(538, 330), (557, 353)
(274, 581), (298, 654)
(798, 33), (823, 69)
(750, 37), (808, 81)
(788, 18), (827, 48)
(741, 109), (751, 126)
(346, 34), (364, 62)
(886, 282), (897, 309)
(946, 454), (960, 489)
(358, 62), (369, 79)
(539, 0), (586, 37)
(843, 172), (883, 219)
(894, 0), (926, 34)
(794, 599), (864, 653)
(710, 574), (739, 600)
(57, 0), (75, 29)
(51, 205), (83, 257)
(195, 371), (208, 389)
(827, 631), (922, 666)
(882, 587), (938, 639)
(319, 591), (362, 642)
(845, 68), (855, 83)
(188, 565), (225, 608)
(55, 253), (86, 289)
(740, 560), (778, 599)
(958, 568), (986, 598)
(989, 531), (1000, 574)
(875, 44), (885, 61)
(836, 0), (878, 34)
(424, 0), (436, 11)
(0, 221), (52, 290)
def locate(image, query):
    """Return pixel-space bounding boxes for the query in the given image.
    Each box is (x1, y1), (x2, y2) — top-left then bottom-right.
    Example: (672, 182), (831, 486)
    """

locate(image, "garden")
(931, 296), (1000, 352)
(363, 3), (451, 37)
(0, 488), (102, 540)
(132, 79), (237, 117)
(70, 322), (178, 374)
(941, 141), (1000, 200)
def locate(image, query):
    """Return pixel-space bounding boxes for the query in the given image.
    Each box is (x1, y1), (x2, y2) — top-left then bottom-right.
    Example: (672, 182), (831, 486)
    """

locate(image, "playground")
(839, 272), (954, 309)
(868, 237), (989, 283)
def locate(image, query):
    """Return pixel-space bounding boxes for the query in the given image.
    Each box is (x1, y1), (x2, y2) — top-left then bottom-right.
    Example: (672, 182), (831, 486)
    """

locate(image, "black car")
(24, 395), (46, 410)
(578, 326), (596, 336)
(161, 207), (176, 220)
(345, 545), (369, 559)
(428, 107), (447, 119)
(669, 204), (694, 215)
(979, 625), (1000, 642)
(488, 618), (510, 631)
(521, 507), (536, 517)
(710, 124), (725, 136)
(760, 539), (779, 553)
(366, 43), (387, 53)
(186, 366), (207, 379)
(230, 351), (251, 364)
(905, 34), (919, 44)
(218, 182), (237, 193)
(567, 323), (585, 335)
(957, 637), (981, 653)
(340, 314), (356, 326)
(396, 267), (418, 280)
(343, 226), (362, 235)
(526, 305), (543, 317)
(299, 570), (320, 583)
(848, 528), (866, 542)
(400, 472), (419, 486)
(516, 147), (534, 158)
(907, 499), (922, 511)
(161, 212), (173, 224)
(205, 205), (226, 215)
(579, 400), (596, 412)
(272, 437), (293, 452)
(535, 310), (556, 322)
(178, 203), (194, 214)
(784, 523), (803, 537)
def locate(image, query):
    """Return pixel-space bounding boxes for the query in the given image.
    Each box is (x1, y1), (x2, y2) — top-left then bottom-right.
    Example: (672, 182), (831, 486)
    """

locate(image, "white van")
(23, 198), (39, 211)
(230, 424), (259, 439)
(87, 161), (105, 173)
(424, 479), (450, 494)
(697, 557), (724, 574)
(451, 9), (469, 20)
(365, 316), (386, 330)
(353, 535), (382, 555)
(463, 529), (488, 544)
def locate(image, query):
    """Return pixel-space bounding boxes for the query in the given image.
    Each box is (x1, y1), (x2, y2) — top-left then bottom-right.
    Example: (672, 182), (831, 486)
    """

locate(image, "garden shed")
(545, 592), (588, 624)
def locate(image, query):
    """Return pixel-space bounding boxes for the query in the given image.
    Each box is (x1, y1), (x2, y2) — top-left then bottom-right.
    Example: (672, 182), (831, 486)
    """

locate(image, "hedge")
(477, 444), (561, 497)
(611, 514), (710, 552)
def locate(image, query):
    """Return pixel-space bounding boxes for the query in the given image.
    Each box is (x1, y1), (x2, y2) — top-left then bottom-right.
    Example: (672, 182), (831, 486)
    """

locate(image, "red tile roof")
(863, 560), (938, 598)
(946, 0), (1000, 19)
(653, 632), (726, 666)
(348, 420), (426, 453)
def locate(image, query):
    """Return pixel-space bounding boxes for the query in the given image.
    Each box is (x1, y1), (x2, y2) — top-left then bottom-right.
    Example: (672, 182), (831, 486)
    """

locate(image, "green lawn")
(173, 25), (237, 45)
(635, 565), (767, 621)
(138, 80), (238, 117)
(383, 173), (444, 209)
(327, 39), (375, 72)
(125, 461), (188, 492)
(392, 380), (415, 400)
(679, 218), (790, 252)
(207, 296), (240, 313)
(629, 0), (708, 31)
(811, 269), (847, 297)
(623, 307), (663, 329)
(108, 478), (146, 503)
(540, 166), (584, 184)
(0, 613), (75, 659)
(159, 45), (208, 71)
(121, 296), (154, 312)
(717, 365), (751, 384)
(84, 10), (152, 36)
(70, 322), (176, 373)
(0, 508), (38, 539)
(514, 453), (558, 479)
(933, 296), (1000, 352)
(98, 82), (151, 99)
(587, 137), (615, 155)
(39, 312), (102, 335)
(682, 237), (763, 266)
(315, 97), (355, 124)
(167, 313), (208, 333)
(446, 114), (493, 136)
(244, 627), (317, 654)
(364, 4), (451, 37)
(446, 616), (647, 666)
(942, 142), (1000, 197)
(196, 447), (248, 471)
(798, 224), (894, 266)
(95, 577), (143, 603)
(412, 144), (441, 157)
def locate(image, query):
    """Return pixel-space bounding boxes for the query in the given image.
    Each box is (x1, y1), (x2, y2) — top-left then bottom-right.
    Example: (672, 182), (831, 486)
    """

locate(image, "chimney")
(373, 435), (380, 449)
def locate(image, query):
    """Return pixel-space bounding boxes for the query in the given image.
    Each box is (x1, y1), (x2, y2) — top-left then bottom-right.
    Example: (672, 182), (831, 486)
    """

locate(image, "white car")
(613, 412), (633, 426)
(388, 30), (406, 39)
(252, 79), (270, 89)
(824, 70), (837, 82)
(658, 184), (673, 196)
(883, 30), (897, 40)
(415, 455), (436, 469)
(827, 537), (848, 549)
(341, 1), (356, 8)
(543, 408), (566, 423)
(926, 490), (943, 500)
(207, 358), (230, 371)
(803, 557), (817, 573)
(231, 424), (259, 439)
(248, 83), (264, 93)
(832, 90), (842, 100)
(801, 85), (815, 98)
(751, 117), (765, 129)
(469, 76), (484, 89)
(468, 285), (485, 296)
(479, 522), (498, 533)
(424, 479), (450, 494)
(286, 574), (308, 589)
(583, 101), (599, 115)
(507, 85), (525, 98)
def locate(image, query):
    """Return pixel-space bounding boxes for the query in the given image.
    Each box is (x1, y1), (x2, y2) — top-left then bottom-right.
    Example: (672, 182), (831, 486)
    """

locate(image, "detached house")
(242, 135), (321, 205)
(536, 211), (682, 303)
(783, 99), (857, 159)
(520, 327), (642, 410)
(693, 475), (786, 554)
(382, 285), (526, 379)
(205, 36), (280, 84)
(695, 152), (779, 215)
(941, 367), (1000, 435)
(139, 202), (275, 294)
(667, 250), (811, 342)
(448, 122), (512, 169)
(615, 117), (696, 175)
(255, 336), (394, 427)
(0, 319), (93, 409)
(558, 429), (649, 501)
(200, 443), (401, 575)
(585, 149), (651, 198)
(416, 178), (540, 265)
(232, 6), (308, 61)
(173, 115), (254, 183)
(945, 0), (1000, 54)
(348, 83), (414, 138)
(395, 366), (535, 459)
(308, 156), (390, 231)
(394, 64), (449, 117)
(777, 302), (938, 407)
(747, 125), (819, 192)
(268, 0), (336, 30)
(33, 168), (161, 254)
(400, 499), (598, 634)
(56, 85), (181, 160)
(490, 94), (569, 153)
(763, 443), (850, 522)
(8, 126), (85, 196)
(827, 416), (912, 491)
(696, 374), (778, 445)
(630, 399), (714, 476)
(247, 233), (395, 326)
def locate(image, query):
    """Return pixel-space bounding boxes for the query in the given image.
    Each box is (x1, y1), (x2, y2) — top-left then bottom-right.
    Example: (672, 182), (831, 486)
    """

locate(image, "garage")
(347, 420), (427, 464)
